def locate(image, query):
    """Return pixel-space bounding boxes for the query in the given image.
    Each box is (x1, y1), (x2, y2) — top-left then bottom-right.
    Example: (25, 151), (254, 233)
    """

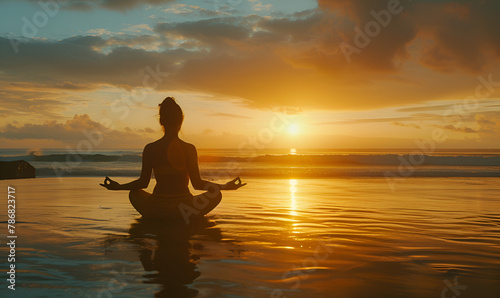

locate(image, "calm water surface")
(0, 177), (499, 297)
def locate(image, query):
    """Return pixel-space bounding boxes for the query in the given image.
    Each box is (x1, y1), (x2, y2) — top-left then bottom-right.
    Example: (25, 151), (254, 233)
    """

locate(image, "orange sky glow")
(1, 0), (500, 150)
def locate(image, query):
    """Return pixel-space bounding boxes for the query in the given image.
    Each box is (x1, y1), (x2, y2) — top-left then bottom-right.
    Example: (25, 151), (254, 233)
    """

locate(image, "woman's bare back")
(145, 137), (194, 195)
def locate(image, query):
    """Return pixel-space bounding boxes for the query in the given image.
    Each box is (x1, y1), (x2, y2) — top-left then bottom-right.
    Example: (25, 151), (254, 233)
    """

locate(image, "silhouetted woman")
(101, 97), (245, 221)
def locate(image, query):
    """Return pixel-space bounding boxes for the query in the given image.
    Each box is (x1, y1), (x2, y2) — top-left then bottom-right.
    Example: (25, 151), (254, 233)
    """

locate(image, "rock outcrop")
(0, 160), (36, 180)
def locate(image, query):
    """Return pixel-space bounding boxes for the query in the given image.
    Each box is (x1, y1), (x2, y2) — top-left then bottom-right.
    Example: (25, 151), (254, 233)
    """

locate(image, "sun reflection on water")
(289, 179), (301, 240)
(289, 179), (298, 217)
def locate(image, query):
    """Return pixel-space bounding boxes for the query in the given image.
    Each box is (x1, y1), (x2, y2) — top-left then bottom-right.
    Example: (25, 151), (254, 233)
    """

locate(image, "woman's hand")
(221, 177), (246, 190)
(100, 176), (121, 190)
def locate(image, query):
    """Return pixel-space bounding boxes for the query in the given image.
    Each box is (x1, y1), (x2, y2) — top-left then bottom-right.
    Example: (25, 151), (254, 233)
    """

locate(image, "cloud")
(318, 0), (500, 73)
(475, 115), (495, 127)
(105, 34), (162, 50)
(316, 114), (437, 125)
(100, 0), (176, 11)
(429, 111), (500, 138)
(396, 104), (457, 113)
(0, 35), (190, 89)
(163, 4), (226, 17)
(276, 107), (303, 115)
(13, 0), (178, 11)
(86, 28), (113, 36)
(0, 114), (156, 148)
(1, 114), (101, 141)
(441, 124), (478, 134)
(434, 111), (500, 135)
(209, 112), (253, 119)
(151, 6), (500, 109)
(6, 81), (93, 91)
(1, 1), (500, 112)
(392, 122), (421, 129)
(155, 18), (252, 44)
(249, 0), (272, 12)
(475, 112), (500, 135)
(0, 87), (73, 118)
(124, 24), (153, 33)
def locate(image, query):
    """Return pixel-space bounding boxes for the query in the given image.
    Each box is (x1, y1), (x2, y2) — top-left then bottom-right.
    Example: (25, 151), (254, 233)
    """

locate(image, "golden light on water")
(289, 179), (297, 216)
(289, 148), (297, 155)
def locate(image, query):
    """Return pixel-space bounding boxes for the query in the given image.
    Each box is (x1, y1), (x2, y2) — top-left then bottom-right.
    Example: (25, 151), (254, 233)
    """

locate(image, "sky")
(0, 0), (500, 150)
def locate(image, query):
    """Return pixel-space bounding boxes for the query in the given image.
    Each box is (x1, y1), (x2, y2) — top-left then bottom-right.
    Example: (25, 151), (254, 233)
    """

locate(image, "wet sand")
(0, 177), (499, 297)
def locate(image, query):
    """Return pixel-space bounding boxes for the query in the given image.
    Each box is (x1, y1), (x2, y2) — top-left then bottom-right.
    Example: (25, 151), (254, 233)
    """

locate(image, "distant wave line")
(32, 166), (500, 178)
(2, 153), (500, 166)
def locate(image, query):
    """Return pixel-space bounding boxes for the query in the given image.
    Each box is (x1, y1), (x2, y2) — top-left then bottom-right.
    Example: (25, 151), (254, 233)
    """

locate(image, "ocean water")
(0, 177), (499, 297)
(1, 149), (500, 179)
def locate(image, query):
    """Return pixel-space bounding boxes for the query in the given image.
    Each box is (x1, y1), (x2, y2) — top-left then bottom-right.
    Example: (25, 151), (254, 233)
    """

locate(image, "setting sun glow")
(287, 123), (299, 135)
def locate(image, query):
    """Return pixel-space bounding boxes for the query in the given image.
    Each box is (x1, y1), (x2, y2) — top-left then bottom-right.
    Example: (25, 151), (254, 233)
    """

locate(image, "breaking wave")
(1, 152), (500, 166)
(1, 152), (499, 178)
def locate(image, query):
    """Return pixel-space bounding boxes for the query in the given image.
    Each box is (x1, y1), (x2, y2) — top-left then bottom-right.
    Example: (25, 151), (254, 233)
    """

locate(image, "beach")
(2, 0), (500, 296)
(0, 177), (499, 297)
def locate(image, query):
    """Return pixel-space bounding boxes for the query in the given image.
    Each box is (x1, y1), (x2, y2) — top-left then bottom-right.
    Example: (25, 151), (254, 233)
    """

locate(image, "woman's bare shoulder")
(143, 139), (163, 153)
(178, 140), (196, 154)
(145, 140), (159, 149)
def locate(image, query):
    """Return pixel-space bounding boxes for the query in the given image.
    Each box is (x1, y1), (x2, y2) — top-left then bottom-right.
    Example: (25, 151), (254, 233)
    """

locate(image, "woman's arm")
(186, 144), (245, 191)
(100, 145), (153, 190)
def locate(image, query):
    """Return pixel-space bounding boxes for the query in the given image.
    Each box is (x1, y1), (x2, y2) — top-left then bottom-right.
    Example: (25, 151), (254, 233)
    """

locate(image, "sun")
(287, 123), (299, 135)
